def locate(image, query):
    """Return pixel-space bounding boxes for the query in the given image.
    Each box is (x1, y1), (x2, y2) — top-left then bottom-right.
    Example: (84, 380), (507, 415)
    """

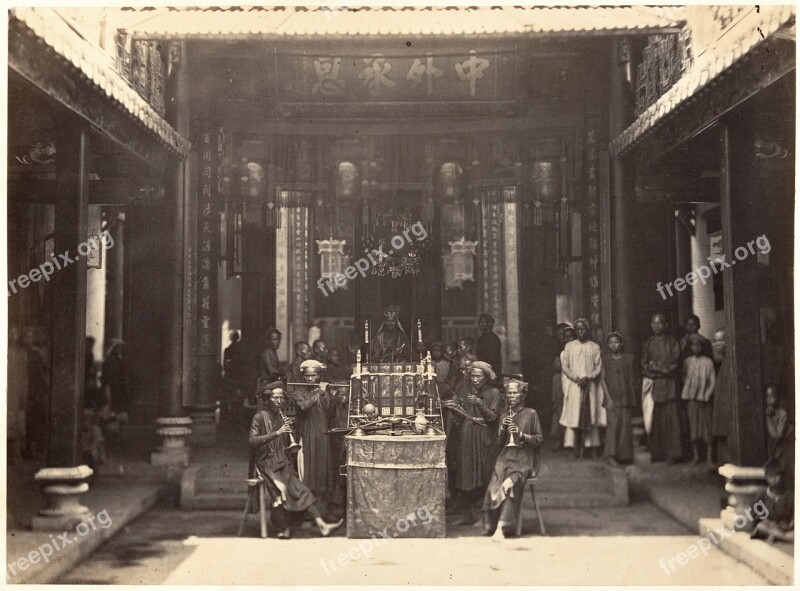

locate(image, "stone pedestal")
(188, 405), (218, 447)
(151, 417), (193, 467)
(31, 465), (94, 531)
(719, 463), (767, 533)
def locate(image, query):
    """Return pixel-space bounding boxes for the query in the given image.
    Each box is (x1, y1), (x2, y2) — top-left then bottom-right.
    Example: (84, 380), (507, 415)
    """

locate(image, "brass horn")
(505, 408), (519, 448)
(279, 410), (302, 453)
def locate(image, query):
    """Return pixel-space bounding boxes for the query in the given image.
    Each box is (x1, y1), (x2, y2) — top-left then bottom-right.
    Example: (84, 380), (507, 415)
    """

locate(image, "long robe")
(248, 409), (316, 513)
(454, 382), (502, 492)
(482, 408), (543, 526)
(370, 328), (411, 362)
(641, 334), (682, 462)
(476, 331), (502, 375)
(559, 339), (605, 429)
(601, 352), (637, 462)
(290, 384), (331, 494)
(258, 347), (282, 382)
(712, 358), (732, 438)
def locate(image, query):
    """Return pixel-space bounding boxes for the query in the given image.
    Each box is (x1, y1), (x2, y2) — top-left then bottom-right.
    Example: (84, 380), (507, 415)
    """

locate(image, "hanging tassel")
(421, 194), (434, 227)
(555, 209), (561, 270)
(523, 202), (531, 229)
(265, 200), (279, 228)
(472, 188), (480, 241)
(533, 201), (543, 226)
(560, 195), (570, 274)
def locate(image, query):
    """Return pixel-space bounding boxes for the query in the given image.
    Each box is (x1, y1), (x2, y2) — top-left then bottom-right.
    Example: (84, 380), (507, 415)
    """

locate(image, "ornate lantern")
(316, 239), (350, 289)
(528, 158), (559, 227)
(335, 161), (359, 201)
(443, 237), (478, 289)
(437, 162), (463, 200)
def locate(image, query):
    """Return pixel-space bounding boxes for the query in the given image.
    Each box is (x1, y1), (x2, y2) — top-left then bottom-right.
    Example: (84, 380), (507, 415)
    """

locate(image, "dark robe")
(285, 359), (304, 385)
(102, 353), (129, 413)
(258, 347), (282, 383)
(370, 328), (410, 362)
(712, 358), (732, 438)
(454, 382), (502, 492)
(290, 384), (331, 495)
(482, 408), (543, 526)
(641, 334), (682, 462)
(248, 409), (316, 513)
(601, 352), (637, 463)
(328, 387), (350, 507)
(476, 331), (502, 374)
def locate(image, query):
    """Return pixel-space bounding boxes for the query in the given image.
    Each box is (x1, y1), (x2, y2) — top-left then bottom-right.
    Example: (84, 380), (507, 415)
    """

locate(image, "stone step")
(182, 488), (626, 511)
(181, 454), (630, 510)
(535, 490), (628, 508)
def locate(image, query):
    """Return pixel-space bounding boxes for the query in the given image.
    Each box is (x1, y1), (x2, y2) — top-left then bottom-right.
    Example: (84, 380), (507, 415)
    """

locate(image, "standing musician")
(445, 361), (502, 525)
(483, 379), (543, 541)
(290, 359), (332, 509)
(248, 381), (342, 539)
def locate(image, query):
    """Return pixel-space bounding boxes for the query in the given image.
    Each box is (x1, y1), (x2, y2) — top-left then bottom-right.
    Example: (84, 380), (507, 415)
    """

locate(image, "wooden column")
(609, 38), (635, 343)
(153, 40), (192, 466)
(719, 121), (766, 466)
(32, 120), (92, 530)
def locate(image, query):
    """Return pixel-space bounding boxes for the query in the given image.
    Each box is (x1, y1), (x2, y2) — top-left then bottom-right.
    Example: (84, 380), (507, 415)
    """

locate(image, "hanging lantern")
(437, 162), (463, 200)
(335, 161), (359, 201)
(530, 158), (559, 228)
(443, 237), (478, 289)
(317, 239), (350, 289)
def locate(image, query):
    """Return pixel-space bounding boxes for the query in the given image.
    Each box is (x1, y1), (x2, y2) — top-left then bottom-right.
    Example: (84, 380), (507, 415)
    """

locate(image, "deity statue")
(370, 305), (411, 363)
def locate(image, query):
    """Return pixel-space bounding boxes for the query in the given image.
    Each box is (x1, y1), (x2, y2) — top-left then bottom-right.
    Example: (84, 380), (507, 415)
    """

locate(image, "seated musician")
(248, 381), (342, 539)
(370, 305), (411, 362)
(483, 379), (543, 541)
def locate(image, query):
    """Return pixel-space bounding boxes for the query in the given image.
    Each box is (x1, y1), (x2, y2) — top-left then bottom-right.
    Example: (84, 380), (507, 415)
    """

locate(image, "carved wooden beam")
(9, 26), (186, 173)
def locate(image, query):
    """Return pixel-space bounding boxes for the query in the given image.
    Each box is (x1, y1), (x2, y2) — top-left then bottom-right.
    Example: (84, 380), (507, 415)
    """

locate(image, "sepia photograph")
(5, 3), (796, 585)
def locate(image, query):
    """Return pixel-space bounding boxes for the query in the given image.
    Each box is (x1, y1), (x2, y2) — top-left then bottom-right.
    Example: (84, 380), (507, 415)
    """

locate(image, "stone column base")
(151, 417), (192, 467)
(187, 405), (218, 448)
(31, 465), (94, 531)
(719, 463), (767, 532)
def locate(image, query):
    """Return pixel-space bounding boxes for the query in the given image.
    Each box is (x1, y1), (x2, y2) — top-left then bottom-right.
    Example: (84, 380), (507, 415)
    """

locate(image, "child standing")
(752, 460), (794, 544)
(681, 334), (716, 466)
(765, 383), (794, 485)
(550, 356), (564, 451)
(601, 332), (637, 464)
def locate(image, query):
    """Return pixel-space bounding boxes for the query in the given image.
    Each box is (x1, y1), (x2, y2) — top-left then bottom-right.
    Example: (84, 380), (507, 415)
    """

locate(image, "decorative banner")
(196, 123), (220, 356)
(582, 116), (604, 333)
(276, 47), (516, 103)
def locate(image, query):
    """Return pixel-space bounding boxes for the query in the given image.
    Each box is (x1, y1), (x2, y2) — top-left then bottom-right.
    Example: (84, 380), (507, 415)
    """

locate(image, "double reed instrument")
(279, 410), (302, 453)
(504, 408), (519, 447)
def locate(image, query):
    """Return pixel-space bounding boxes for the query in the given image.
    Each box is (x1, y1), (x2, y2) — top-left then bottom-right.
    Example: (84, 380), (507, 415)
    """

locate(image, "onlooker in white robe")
(559, 319), (606, 452)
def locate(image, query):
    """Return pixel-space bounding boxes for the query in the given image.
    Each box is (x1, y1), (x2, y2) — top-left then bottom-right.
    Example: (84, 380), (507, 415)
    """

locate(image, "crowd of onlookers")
(7, 327), (128, 473)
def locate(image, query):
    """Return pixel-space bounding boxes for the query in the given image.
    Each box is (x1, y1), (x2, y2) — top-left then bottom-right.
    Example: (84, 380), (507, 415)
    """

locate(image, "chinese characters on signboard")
(196, 124), (221, 356)
(583, 117), (603, 331)
(280, 48), (513, 102)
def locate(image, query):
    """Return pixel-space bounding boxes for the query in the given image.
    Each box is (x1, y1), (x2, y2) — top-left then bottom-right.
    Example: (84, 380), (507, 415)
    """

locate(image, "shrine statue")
(370, 305), (411, 363)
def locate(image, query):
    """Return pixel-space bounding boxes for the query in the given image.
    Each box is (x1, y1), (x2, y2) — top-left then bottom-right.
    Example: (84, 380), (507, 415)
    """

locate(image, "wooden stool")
(515, 476), (546, 537)
(237, 478), (269, 538)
